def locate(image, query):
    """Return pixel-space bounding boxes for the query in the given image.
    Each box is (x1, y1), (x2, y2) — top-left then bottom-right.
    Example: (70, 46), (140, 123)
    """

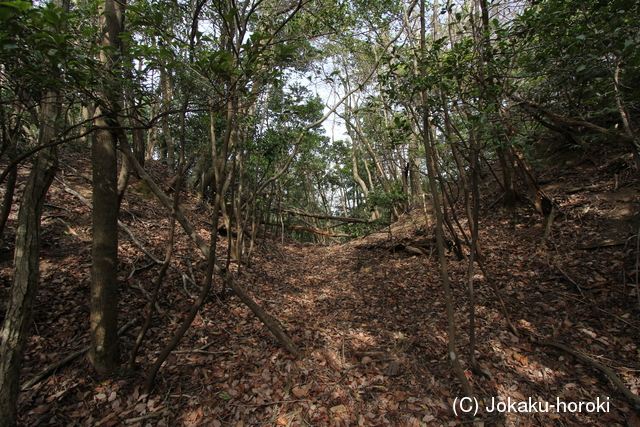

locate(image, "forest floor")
(2, 144), (640, 426)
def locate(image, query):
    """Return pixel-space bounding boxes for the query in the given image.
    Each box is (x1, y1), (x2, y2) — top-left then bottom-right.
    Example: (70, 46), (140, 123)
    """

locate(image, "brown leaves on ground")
(1, 149), (639, 426)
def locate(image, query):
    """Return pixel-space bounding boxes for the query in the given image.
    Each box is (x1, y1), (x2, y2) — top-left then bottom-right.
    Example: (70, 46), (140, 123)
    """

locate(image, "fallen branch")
(283, 208), (372, 224)
(240, 399), (310, 407)
(514, 97), (633, 142)
(151, 342), (232, 355)
(56, 177), (197, 289)
(21, 319), (137, 390)
(537, 339), (640, 407)
(124, 411), (165, 424)
(566, 182), (613, 194)
(555, 264), (585, 297)
(578, 239), (628, 250)
(120, 141), (302, 358)
(263, 221), (350, 238)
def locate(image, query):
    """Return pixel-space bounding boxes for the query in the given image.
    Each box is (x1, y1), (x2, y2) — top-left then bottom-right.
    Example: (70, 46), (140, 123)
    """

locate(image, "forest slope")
(1, 146), (640, 426)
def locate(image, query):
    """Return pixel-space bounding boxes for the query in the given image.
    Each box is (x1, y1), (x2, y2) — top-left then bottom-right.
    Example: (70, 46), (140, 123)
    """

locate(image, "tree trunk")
(129, 173), (181, 372)
(120, 139), (301, 359)
(160, 68), (175, 172)
(89, 0), (124, 377)
(0, 166), (17, 240)
(419, 0), (473, 398)
(130, 98), (145, 171)
(116, 68), (146, 199)
(613, 63), (640, 178)
(0, 104), (58, 427)
(117, 151), (132, 207)
(186, 149), (208, 191)
(408, 132), (422, 204)
(90, 120), (120, 376)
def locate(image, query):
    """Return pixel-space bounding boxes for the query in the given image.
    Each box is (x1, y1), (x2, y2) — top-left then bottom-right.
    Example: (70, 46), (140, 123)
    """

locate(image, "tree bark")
(0, 108), (58, 427)
(419, 0), (473, 398)
(160, 67), (175, 172)
(89, 0), (124, 377)
(90, 120), (120, 377)
(0, 166), (17, 240)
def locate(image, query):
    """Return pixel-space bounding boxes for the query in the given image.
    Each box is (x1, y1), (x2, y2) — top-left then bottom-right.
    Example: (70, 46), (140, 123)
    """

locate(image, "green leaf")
(0, 1), (31, 11)
(0, 0), (30, 20)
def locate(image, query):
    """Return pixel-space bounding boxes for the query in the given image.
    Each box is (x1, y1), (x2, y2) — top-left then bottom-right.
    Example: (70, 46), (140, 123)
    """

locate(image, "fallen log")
(283, 208), (372, 224)
(263, 221), (350, 238)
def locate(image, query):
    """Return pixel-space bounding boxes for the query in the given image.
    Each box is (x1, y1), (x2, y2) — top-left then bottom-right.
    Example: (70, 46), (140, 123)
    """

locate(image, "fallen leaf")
(330, 405), (347, 414)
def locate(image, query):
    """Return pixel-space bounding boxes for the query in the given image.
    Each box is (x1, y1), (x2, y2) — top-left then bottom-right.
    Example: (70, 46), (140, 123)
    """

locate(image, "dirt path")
(2, 151), (640, 426)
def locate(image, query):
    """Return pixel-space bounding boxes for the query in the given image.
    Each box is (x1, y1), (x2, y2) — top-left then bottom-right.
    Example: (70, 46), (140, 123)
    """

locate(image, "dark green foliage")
(514, 0), (640, 123)
(0, 2), (96, 101)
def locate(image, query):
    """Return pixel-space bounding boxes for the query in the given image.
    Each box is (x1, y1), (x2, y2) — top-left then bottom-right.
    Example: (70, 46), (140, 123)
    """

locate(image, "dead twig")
(151, 342), (232, 355)
(537, 339), (640, 407)
(21, 319), (137, 390)
(124, 411), (165, 424)
(127, 281), (174, 322)
(56, 176), (198, 289)
(551, 289), (640, 332)
(578, 239), (628, 250)
(554, 264), (585, 297)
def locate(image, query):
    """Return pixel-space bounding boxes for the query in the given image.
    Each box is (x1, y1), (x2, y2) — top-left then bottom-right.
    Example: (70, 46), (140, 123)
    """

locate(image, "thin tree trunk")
(408, 133), (422, 204)
(496, 147), (516, 207)
(120, 140), (301, 360)
(160, 68), (175, 172)
(132, 106), (145, 170)
(117, 150), (132, 207)
(0, 166), (17, 240)
(423, 119), (473, 397)
(467, 144), (481, 374)
(420, 0), (473, 398)
(186, 148), (208, 191)
(613, 63), (640, 176)
(129, 172), (181, 372)
(145, 103), (158, 160)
